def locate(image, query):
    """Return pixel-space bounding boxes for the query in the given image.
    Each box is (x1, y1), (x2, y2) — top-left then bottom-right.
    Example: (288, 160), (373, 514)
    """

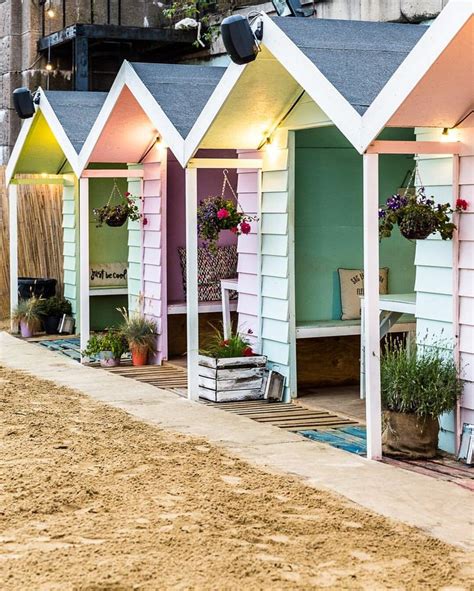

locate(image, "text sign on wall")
(89, 263), (128, 287)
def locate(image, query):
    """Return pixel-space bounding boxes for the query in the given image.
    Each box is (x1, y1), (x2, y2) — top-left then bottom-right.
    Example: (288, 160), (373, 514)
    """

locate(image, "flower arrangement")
(93, 191), (145, 228)
(197, 196), (255, 250)
(202, 326), (254, 359)
(379, 189), (468, 241)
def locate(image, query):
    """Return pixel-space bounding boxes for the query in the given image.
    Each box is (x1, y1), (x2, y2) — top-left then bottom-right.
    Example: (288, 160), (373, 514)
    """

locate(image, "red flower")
(143, 217), (148, 225)
(230, 226), (238, 234)
(125, 192), (131, 197)
(247, 328), (253, 335)
(240, 221), (251, 235)
(243, 347), (253, 357)
(456, 198), (468, 211)
(217, 208), (230, 220)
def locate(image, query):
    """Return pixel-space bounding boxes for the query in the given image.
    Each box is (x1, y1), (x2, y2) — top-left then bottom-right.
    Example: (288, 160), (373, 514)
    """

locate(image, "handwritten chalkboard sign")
(89, 263), (128, 287)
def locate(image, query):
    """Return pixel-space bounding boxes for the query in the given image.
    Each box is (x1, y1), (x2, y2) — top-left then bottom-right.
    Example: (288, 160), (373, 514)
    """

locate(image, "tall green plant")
(12, 297), (43, 330)
(117, 308), (158, 354)
(381, 338), (462, 419)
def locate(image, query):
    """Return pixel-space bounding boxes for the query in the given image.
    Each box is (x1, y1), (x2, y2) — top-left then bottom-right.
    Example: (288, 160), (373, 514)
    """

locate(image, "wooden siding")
(62, 180), (79, 320)
(139, 159), (167, 364)
(236, 150), (261, 349)
(415, 126), (474, 454)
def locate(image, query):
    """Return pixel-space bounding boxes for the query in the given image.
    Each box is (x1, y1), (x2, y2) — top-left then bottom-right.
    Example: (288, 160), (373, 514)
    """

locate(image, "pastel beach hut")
(181, 0), (473, 459)
(6, 90), (107, 329)
(77, 61), (244, 360)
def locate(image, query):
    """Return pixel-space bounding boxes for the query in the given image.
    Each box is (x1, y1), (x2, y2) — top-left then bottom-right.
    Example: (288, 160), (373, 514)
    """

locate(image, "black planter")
(43, 315), (61, 335)
(105, 212), (128, 227)
(18, 277), (57, 299)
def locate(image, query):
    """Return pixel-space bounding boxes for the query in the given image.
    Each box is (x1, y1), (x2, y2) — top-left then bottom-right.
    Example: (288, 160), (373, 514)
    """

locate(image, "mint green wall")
(89, 177), (129, 329)
(295, 126), (416, 322)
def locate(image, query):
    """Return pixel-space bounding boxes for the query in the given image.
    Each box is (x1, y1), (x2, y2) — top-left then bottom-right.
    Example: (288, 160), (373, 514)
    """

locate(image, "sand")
(1, 366), (472, 590)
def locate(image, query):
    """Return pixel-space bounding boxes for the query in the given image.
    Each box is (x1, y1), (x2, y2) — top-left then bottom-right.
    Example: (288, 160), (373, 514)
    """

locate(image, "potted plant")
(12, 297), (43, 338)
(381, 338), (463, 459)
(82, 332), (128, 367)
(379, 191), (468, 241)
(118, 308), (158, 366)
(199, 327), (267, 402)
(93, 183), (144, 228)
(38, 296), (72, 334)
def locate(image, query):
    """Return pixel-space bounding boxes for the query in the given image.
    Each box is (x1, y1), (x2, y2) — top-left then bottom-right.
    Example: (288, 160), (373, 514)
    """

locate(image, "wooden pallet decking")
(100, 361), (188, 391)
(201, 399), (359, 431)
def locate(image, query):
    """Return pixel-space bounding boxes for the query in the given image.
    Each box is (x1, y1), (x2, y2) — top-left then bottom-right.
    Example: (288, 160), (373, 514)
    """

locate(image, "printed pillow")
(178, 245), (238, 302)
(338, 268), (389, 320)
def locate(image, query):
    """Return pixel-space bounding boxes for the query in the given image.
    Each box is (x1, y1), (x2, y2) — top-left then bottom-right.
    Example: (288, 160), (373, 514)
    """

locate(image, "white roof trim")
(5, 88), (81, 185)
(359, 0), (473, 152)
(79, 60), (187, 170)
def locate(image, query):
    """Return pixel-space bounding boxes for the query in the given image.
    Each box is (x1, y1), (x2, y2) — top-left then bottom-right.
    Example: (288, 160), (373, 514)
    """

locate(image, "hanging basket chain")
(106, 179), (124, 207)
(220, 169), (245, 212)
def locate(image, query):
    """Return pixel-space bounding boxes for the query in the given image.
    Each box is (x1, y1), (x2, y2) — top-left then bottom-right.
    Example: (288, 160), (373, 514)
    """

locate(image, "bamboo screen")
(0, 168), (64, 319)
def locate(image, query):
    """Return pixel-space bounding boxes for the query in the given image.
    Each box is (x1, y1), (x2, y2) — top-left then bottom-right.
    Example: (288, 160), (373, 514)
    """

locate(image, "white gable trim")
(79, 61), (187, 170)
(360, 0), (473, 152)
(5, 88), (81, 185)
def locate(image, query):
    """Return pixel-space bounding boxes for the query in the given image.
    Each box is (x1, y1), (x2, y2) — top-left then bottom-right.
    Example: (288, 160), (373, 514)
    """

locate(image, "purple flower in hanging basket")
(378, 209), (386, 219)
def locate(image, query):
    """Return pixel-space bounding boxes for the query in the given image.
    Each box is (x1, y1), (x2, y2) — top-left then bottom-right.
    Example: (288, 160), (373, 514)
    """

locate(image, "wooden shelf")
(167, 300), (238, 315)
(89, 288), (128, 297)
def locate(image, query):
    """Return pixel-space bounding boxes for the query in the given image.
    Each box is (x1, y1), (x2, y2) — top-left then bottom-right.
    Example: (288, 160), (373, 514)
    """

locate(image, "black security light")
(12, 88), (37, 119)
(221, 14), (262, 65)
(272, 0), (313, 17)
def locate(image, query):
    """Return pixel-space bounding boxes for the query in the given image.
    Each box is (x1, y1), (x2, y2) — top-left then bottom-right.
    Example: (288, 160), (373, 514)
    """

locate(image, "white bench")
(167, 299), (237, 316)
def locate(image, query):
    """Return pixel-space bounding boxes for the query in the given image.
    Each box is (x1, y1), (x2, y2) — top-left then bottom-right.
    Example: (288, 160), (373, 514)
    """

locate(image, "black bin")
(18, 277), (57, 299)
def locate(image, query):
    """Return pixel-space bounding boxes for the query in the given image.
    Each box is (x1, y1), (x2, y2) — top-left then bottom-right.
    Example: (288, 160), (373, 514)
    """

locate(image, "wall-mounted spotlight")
(12, 88), (36, 119)
(221, 14), (262, 65)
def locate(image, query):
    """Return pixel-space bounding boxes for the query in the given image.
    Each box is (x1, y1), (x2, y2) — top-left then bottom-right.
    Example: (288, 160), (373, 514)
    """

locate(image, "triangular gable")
(79, 61), (231, 169)
(5, 89), (84, 184)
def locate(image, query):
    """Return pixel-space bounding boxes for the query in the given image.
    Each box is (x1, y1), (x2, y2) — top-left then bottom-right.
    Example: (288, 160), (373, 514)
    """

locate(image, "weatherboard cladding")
(272, 17), (426, 114)
(44, 91), (107, 152)
(130, 63), (226, 138)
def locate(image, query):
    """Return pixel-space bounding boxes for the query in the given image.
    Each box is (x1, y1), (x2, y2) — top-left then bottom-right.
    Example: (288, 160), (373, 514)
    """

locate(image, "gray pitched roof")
(272, 17), (427, 114)
(130, 62), (226, 137)
(44, 91), (107, 152)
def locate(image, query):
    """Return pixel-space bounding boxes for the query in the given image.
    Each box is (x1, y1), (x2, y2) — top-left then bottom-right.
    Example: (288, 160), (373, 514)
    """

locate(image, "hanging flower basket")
(379, 166), (468, 241)
(93, 180), (143, 228)
(197, 170), (257, 251)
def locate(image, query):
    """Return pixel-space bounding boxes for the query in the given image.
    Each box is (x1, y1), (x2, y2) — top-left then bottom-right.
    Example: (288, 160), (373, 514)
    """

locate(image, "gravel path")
(1, 366), (472, 590)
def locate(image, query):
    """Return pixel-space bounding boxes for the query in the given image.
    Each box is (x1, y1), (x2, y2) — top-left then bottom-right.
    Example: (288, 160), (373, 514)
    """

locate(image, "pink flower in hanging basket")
(217, 208), (230, 220)
(230, 226), (238, 234)
(125, 192), (131, 197)
(456, 198), (468, 211)
(143, 217), (148, 226)
(240, 221), (251, 235)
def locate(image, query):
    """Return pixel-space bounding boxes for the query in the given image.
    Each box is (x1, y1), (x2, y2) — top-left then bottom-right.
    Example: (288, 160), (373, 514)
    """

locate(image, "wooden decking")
(100, 360), (188, 393)
(201, 399), (359, 431)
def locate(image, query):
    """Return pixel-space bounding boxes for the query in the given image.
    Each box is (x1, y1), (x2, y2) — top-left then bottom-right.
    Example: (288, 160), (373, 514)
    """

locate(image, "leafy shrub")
(202, 325), (254, 359)
(381, 338), (462, 419)
(38, 296), (72, 317)
(82, 332), (128, 359)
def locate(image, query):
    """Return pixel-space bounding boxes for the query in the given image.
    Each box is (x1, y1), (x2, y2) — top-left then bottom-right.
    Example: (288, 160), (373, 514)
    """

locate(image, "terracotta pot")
(20, 320), (34, 338)
(382, 410), (439, 459)
(131, 348), (148, 366)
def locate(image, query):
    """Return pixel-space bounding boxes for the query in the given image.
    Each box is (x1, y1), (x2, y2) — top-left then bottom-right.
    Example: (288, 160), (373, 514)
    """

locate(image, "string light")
(45, 63), (53, 72)
(47, 8), (55, 18)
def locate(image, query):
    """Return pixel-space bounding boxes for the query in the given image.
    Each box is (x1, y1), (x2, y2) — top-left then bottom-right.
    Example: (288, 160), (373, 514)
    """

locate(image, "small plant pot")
(43, 315), (61, 335)
(98, 351), (122, 368)
(131, 348), (148, 366)
(19, 320), (35, 338)
(382, 410), (439, 459)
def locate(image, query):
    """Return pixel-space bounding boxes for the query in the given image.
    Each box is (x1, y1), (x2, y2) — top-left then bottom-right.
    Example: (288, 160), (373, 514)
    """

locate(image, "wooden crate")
(198, 355), (267, 402)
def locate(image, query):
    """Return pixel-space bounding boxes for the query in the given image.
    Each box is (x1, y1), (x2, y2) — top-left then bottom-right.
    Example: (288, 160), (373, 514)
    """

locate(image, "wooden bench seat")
(167, 300), (238, 315)
(296, 315), (415, 339)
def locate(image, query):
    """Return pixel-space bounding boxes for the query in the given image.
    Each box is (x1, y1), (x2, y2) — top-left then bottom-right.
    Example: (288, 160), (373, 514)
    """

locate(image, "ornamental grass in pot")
(82, 332), (128, 367)
(381, 338), (462, 459)
(12, 297), (43, 337)
(118, 307), (158, 366)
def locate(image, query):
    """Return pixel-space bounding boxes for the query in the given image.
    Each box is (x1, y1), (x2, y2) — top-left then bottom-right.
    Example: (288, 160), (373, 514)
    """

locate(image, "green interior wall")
(295, 126), (416, 322)
(89, 176), (129, 330)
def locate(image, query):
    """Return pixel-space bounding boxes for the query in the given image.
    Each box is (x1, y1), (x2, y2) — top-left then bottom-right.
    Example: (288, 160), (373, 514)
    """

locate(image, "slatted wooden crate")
(198, 355), (267, 402)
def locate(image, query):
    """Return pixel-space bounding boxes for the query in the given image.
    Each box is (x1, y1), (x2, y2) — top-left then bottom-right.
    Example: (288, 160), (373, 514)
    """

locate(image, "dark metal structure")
(37, 1), (199, 91)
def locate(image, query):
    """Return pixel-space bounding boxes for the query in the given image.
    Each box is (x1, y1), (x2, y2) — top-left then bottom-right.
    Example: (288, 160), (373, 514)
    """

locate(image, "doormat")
(37, 337), (82, 361)
(300, 426), (367, 455)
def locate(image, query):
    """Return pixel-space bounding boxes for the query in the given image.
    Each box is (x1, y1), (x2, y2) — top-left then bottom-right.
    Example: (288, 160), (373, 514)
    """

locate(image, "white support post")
(79, 177), (90, 360)
(185, 167), (199, 401)
(363, 153), (382, 460)
(8, 184), (18, 331)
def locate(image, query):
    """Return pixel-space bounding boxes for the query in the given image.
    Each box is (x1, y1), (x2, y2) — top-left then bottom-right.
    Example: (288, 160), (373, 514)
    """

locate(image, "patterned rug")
(300, 426), (367, 455)
(37, 337), (82, 361)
